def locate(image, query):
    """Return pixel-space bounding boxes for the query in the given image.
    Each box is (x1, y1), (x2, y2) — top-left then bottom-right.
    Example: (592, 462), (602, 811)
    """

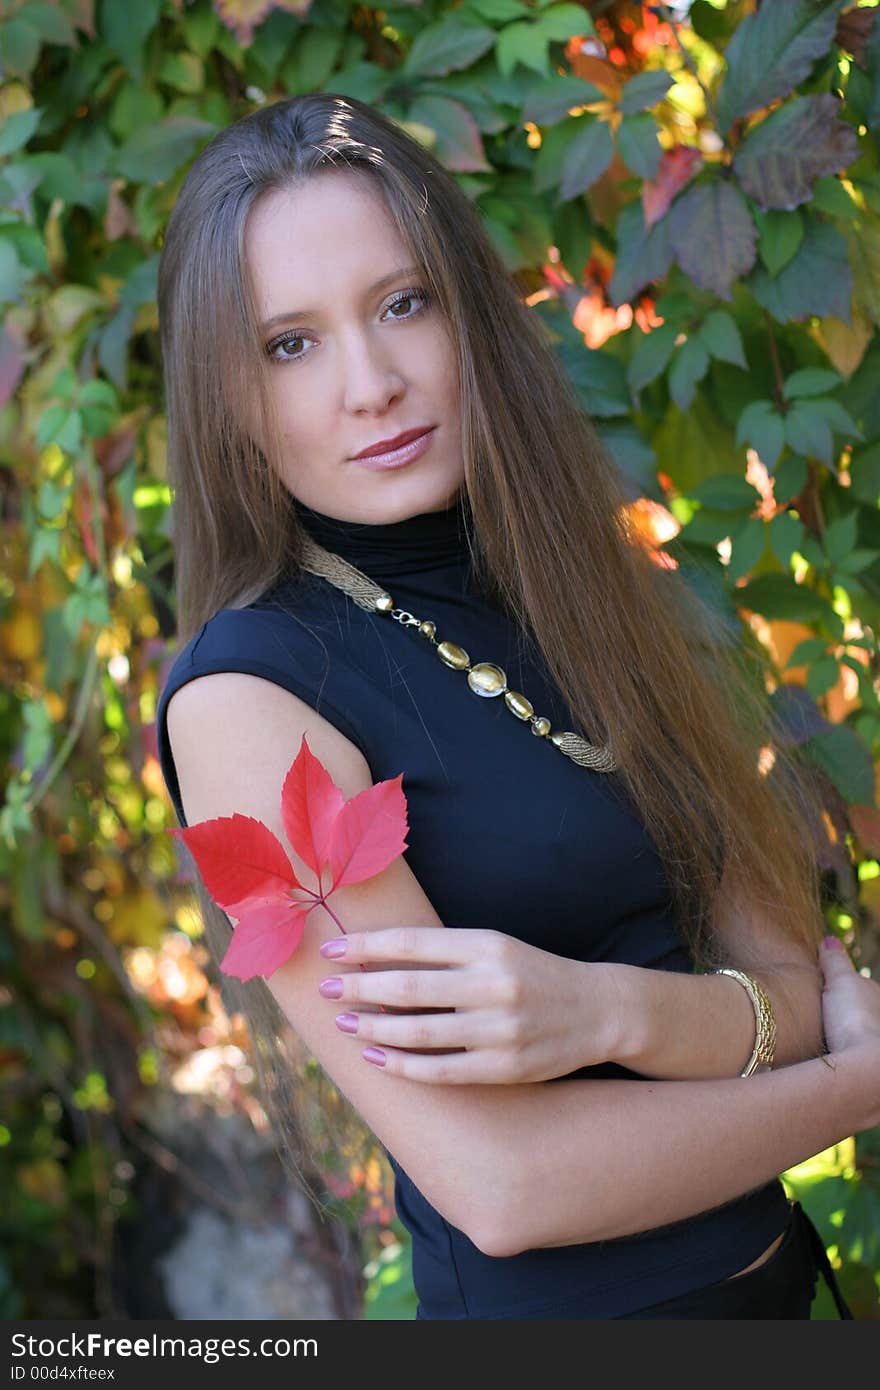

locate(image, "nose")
(340, 329), (406, 414)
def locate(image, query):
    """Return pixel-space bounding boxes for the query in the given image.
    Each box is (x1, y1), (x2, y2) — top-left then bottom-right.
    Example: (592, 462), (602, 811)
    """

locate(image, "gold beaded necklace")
(297, 532), (617, 774)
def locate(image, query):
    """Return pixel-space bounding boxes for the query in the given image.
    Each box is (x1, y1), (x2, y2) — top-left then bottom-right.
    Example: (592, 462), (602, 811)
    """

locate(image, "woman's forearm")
(604, 959), (824, 1080)
(477, 1045), (876, 1258)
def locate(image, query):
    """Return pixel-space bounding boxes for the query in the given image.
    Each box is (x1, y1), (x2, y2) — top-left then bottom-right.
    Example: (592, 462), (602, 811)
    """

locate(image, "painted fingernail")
(362, 1048), (386, 1066)
(335, 1013), (358, 1034)
(320, 939), (347, 959)
(318, 977), (344, 999)
(823, 935), (843, 952)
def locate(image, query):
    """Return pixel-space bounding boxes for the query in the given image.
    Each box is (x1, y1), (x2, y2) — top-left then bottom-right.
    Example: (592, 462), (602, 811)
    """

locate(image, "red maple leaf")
(167, 734), (409, 982)
(642, 145), (703, 228)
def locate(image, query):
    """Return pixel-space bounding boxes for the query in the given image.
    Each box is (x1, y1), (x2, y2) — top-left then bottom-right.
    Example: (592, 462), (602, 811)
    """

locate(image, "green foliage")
(2, 0), (879, 1319)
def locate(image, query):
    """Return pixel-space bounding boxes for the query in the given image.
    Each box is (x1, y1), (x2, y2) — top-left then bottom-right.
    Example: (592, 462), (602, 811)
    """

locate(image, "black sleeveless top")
(155, 494), (790, 1319)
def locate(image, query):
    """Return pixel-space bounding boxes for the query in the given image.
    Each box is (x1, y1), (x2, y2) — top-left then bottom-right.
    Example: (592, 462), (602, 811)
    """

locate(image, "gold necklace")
(297, 533), (617, 774)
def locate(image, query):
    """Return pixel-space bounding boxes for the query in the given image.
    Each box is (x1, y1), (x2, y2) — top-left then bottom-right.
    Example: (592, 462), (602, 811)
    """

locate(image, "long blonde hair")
(157, 92), (828, 1199)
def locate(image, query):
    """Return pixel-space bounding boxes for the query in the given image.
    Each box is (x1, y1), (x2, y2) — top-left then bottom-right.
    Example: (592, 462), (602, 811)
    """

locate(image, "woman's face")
(244, 169), (464, 524)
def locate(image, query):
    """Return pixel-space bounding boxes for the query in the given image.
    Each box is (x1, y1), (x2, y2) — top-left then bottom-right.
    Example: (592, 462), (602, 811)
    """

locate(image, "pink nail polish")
(823, 935), (843, 952)
(335, 1013), (358, 1034)
(320, 939), (347, 959)
(318, 977), (343, 999)
(362, 1048), (386, 1066)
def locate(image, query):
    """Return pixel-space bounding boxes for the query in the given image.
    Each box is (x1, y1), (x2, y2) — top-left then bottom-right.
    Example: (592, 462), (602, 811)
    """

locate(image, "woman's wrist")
(825, 1043), (880, 1133)
(601, 962), (759, 1079)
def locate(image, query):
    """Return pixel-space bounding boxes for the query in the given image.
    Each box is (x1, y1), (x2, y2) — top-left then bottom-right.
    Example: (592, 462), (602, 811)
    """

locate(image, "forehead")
(244, 171), (411, 306)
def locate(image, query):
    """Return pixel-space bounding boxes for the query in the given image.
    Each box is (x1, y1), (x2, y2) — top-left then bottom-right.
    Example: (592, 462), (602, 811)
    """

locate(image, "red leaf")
(169, 812), (301, 910)
(327, 773), (409, 887)
(220, 900), (311, 981)
(280, 733), (345, 887)
(643, 145), (703, 228)
(167, 736), (411, 982)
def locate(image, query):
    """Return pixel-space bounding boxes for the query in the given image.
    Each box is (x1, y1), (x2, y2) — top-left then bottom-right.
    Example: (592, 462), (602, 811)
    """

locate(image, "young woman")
(155, 93), (880, 1319)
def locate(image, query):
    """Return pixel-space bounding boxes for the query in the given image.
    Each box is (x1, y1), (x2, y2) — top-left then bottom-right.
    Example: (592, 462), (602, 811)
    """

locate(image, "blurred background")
(2, 0), (879, 1320)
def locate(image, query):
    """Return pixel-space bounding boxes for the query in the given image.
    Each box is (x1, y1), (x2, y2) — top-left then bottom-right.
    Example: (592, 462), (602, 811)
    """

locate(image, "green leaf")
(755, 208), (804, 277)
(559, 118), (613, 200)
(36, 406), (82, 454)
(616, 113), (661, 180)
(784, 403), (834, 465)
(735, 399), (785, 469)
(689, 475), (761, 511)
(0, 238), (32, 304)
(682, 506), (745, 547)
(608, 197), (673, 307)
(181, 1), (223, 57)
(0, 18), (42, 79)
(116, 116), (218, 185)
(748, 218), (852, 323)
(158, 52), (205, 95)
(668, 180), (758, 301)
(811, 175), (860, 221)
(716, 0), (847, 131)
(627, 322), (678, 394)
(0, 107), (43, 157)
(849, 441), (880, 506)
(535, 4), (591, 43)
(521, 75), (604, 126)
(732, 95), (859, 212)
(805, 655), (840, 698)
(618, 69), (674, 115)
(785, 637), (829, 668)
(774, 453), (809, 498)
(37, 478), (68, 521)
(21, 696), (52, 770)
(804, 724), (876, 806)
(845, 210), (880, 328)
(823, 511), (860, 567)
(101, 0), (163, 80)
(595, 422), (656, 492)
(696, 309), (747, 369)
(769, 509), (807, 568)
(801, 397), (861, 440)
(282, 27), (344, 93)
(16, 1), (76, 47)
(668, 335), (710, 410)
(837, 549), (879, 575)
(735, 574), (841, 630)
(405, 17), (495, 77)
(28, 525), (61, 578)
(783, 367), (843, 400)
(495, 20), (549, 78)
(546, 309), (631, 417)
(44, 285), (104, 336)
(468, 0), (527, 18)
(78, 379), (118, 411)
(727, 515), (766, 583)
(19, 151), (82, 205)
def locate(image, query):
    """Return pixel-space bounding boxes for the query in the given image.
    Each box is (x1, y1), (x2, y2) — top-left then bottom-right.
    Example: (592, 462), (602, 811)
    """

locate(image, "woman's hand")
(819, 935), (880, 1058)
(316, 926), (625, 1083)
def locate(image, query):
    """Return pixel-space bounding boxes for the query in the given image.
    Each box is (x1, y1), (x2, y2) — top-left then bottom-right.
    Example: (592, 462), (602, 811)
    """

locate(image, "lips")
(351, 426), (434, 459)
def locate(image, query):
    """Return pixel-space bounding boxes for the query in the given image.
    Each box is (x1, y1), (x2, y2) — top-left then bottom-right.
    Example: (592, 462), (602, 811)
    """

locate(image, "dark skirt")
(616, 1200), (853, 1319)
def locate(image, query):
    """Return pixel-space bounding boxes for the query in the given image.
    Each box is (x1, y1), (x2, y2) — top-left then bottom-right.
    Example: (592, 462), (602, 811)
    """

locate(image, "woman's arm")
(500, 940), (879, 1256)
(315, 920), (823, 1082)
(608, 930), (824, 1079)
(167, 672), (877, 1259)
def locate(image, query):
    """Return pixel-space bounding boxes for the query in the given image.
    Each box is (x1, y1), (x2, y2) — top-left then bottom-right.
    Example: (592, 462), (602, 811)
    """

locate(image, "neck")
(292, 492), (473, 578)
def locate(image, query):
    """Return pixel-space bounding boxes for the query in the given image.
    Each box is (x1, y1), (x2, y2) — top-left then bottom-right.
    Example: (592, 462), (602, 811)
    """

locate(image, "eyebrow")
(259, 265), (424, 332)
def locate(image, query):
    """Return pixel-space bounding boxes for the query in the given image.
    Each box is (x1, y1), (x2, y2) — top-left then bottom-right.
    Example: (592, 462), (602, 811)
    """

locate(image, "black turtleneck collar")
(292, 491), (473, 580)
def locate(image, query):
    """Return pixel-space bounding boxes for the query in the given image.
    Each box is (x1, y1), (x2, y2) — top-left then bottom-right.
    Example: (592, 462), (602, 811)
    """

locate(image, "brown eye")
(265, 332), (310, 365)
